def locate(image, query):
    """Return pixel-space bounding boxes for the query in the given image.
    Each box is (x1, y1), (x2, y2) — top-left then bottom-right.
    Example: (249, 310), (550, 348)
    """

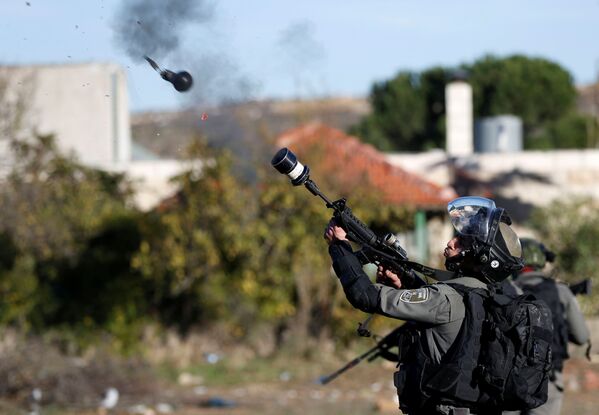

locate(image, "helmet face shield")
(447, 197), (497, 243)
(446, 196), (523, 283)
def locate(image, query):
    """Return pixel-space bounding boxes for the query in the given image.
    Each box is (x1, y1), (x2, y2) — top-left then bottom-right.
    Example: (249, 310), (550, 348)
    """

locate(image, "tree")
(466, 55), (577, 148)
(529, 198), (599, 314)
(132, 140), (261, 334)
(0, 135), (134, 262)
(525, 112), (599, 149)
(254, 144), (415, 348)
(0, 134), (141, 335)
(351, 68), (450, 151)
(353, 55), (585, 151)
(133, 140), (415, 352)
(132, 141), (342, 346)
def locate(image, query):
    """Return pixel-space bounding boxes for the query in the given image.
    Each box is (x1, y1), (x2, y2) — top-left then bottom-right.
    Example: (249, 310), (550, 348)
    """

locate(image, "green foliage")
(526, 112), (599, 149)
(0, 133), (415, 353)
(0, 135), (145, 345)
(256, 153), (414, 344)
(0, 254), (38, 329)
(0, 135), (134, 261)
(0, 232), (17, 271)
(467, 55), (576, 138)
(50, 214), (148, 329)
(529, 199), (599, 314)
(353, 55), (587, 151)
(133, 140), (257, 333)
(133, 140), (414, 348)
(351, 67), (450, 151)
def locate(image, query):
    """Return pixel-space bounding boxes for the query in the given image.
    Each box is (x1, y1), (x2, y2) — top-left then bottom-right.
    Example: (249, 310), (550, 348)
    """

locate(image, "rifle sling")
(403, 261), (457, 282)
(358, 246), (456, 283)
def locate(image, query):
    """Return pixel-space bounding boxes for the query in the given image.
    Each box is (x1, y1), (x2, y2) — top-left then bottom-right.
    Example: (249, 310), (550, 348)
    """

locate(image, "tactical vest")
(394, 283), (553, 413)
(519, 277), (569, 372)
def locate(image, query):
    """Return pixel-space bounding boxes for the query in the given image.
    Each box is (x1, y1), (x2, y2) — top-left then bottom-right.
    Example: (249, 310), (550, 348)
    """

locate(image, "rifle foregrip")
(338, 210), (377, 245)
(402, 268), (426, 289)
(386, 262), (425, 289)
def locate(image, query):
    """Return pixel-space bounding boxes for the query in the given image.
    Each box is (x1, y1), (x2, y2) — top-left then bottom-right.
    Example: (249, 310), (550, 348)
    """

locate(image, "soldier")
(506, 238), (590, 415)
(324, 196), (525, 415)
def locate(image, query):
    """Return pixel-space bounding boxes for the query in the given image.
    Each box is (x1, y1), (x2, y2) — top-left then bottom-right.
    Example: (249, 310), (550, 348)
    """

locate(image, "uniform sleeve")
(328, 241), (463, 324)
(377, 284), (465, 324)
(557, 283), (590, 345)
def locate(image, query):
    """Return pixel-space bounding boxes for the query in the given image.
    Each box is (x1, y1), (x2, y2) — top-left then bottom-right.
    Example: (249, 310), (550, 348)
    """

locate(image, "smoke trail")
(276, 21), (327, 99)
(177, 52), (259, 105)
(277, 21), (325, 70)
(113, 0), (214, 62)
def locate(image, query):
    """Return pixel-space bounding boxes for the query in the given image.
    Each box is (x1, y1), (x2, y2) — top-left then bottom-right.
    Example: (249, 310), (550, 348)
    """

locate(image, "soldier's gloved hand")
(323, 218), (348, 245)
(376, 265), (403, 289)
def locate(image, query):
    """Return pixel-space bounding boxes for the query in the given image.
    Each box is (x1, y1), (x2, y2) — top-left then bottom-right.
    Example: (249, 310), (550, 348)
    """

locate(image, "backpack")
(395, 283), (553, 412)
(519, 277), (569, 373)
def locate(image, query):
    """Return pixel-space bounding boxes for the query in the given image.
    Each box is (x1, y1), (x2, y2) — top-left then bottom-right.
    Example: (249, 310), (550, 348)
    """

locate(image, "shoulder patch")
(399, 288), (429, 303)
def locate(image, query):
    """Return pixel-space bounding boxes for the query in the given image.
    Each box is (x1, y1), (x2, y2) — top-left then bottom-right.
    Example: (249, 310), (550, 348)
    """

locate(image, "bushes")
(529, 198), (599, 314)
(0, 135), (414, 352)
(0, 135), (145, 345)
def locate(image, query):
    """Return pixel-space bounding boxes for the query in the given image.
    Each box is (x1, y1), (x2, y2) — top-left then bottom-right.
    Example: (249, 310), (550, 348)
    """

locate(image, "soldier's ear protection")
(476, 209), (523, 282)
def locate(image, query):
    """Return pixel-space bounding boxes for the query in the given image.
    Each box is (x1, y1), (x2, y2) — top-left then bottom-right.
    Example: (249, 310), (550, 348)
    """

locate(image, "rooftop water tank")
(474, 115), (522, 153)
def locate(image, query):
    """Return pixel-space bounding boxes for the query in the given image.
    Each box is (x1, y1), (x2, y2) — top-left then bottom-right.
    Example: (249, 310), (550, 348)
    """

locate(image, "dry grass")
(2, 329), (599, 415)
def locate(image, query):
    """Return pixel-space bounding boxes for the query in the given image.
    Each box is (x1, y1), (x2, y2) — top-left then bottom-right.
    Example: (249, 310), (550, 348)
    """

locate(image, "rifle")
(316, 325), (407, 385)
(540, 245), (592, 297)
(539, 243), (556, 263)
(569, 279), (592, 296)
(271, 148), (453, 290)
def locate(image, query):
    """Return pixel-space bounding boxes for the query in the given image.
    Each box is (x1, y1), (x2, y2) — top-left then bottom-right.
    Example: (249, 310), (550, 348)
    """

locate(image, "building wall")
(95, 159), (199, 211)
(0, 63), (197, 211)
(2, 62), (131, 166)
(457, 150), (599, 205)
(386, 148), (599, 272)
(386, 150), (453, 188)
(386, 149), (599, 221)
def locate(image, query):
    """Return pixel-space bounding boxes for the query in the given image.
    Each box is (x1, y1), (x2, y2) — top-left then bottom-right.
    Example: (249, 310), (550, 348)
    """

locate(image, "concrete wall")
(387, 149), (599, 207)
(457, 150), (599, 205)
(0, 63), (195, 211)
(386, 148), (599, 251)
(386, 150), (453, 188)
(2, 62), (131, 166)
(98, 159), (199, 211)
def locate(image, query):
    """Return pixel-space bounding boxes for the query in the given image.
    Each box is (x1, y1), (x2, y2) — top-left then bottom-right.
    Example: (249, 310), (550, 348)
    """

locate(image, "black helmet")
(520, 238), (547, 269)
(446, 196), (523, 282)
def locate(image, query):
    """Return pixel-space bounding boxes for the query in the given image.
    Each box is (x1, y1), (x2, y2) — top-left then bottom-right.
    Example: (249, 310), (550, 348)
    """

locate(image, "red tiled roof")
(276, 123), (457, 209)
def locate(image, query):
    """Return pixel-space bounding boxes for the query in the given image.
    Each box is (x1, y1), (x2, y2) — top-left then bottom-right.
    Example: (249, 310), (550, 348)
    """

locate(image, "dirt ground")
(163, 360), (599, 415)
(3, 358), (599, 415)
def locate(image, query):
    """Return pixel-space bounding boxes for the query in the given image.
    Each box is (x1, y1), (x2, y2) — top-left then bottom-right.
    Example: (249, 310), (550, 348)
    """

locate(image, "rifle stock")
(317, 326), (405, 385)
(569, 279), (592, 296)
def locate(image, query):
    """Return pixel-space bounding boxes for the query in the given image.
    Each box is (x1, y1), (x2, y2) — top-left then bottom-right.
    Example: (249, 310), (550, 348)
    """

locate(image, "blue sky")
(2, 0), (599, 112)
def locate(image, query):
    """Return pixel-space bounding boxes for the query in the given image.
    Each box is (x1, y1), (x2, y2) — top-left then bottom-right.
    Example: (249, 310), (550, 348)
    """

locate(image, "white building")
(386, 79), (599, 223)
(0, 62), (189, 210)
(1, 62), (130, 165)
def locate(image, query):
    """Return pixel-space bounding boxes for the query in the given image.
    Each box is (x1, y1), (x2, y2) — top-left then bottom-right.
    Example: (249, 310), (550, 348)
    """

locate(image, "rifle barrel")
(316, 345), (379, 385)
